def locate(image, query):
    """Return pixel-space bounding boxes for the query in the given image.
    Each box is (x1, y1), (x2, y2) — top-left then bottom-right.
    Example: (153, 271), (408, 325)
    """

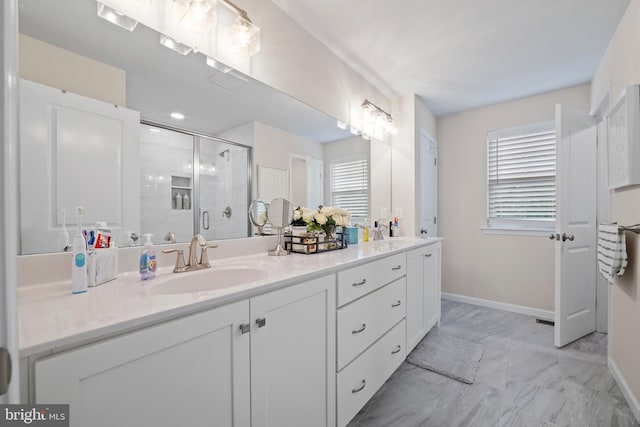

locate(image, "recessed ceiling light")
(170, 112), (185, 120)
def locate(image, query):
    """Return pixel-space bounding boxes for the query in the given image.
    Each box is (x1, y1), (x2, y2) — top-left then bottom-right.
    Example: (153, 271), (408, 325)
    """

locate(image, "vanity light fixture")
(96, 0), (261, 60)
(361, 99), (398, 139)
(96, 2), (139, 31)
(206, 57), (233, 73)
(170, 112), (185, 120)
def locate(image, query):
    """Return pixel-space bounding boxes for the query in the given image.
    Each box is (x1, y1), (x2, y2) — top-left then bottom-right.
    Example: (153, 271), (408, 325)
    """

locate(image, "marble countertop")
(18, 237), (441, 357)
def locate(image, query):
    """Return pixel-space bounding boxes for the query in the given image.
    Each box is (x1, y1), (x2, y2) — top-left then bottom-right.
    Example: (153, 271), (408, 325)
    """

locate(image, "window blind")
(487, 122), (556, 228)
(330, 158), (369, 219)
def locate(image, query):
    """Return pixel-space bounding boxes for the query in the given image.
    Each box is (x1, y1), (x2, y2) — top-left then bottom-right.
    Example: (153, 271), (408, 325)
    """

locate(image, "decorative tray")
(283, 232), (348, 254)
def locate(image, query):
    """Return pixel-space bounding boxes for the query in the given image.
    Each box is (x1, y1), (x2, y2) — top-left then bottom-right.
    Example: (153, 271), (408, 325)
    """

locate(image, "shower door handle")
(203, 211), (210, 230)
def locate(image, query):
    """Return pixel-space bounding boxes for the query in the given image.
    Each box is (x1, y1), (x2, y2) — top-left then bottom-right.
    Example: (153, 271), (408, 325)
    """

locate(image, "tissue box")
(87, 246), (118, 287)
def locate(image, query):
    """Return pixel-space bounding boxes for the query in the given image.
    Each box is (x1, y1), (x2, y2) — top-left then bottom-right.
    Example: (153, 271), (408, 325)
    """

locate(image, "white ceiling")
(273, 0), (630, 116)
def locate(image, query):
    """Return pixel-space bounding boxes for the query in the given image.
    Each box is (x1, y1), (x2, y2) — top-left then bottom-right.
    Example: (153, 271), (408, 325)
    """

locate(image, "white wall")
(391, 95), (437, 236)
(590, 0), (640, 415)
(437, 84), (590, 311)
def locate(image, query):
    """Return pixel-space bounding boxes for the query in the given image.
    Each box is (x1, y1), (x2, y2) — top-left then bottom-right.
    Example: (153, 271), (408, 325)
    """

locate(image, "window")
(486, 121), (556, 232)
(330, 157), (369, 220)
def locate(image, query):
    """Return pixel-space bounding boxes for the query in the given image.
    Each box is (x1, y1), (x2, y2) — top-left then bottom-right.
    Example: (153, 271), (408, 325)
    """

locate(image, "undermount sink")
(151, 267), (268, 295)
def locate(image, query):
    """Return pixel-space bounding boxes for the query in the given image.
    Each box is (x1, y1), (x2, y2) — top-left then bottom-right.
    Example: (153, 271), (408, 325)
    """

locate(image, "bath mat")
(407, 329), (483, 384)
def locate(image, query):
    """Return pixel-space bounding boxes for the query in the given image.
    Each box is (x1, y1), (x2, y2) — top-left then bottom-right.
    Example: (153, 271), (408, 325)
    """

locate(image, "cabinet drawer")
(336, 319), (406, 427)
(337, 278), (405, 370)
(337, 253), (406, 307)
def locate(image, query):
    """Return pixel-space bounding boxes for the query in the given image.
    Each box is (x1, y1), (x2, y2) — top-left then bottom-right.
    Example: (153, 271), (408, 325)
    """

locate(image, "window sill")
(481, 226), (553, 237)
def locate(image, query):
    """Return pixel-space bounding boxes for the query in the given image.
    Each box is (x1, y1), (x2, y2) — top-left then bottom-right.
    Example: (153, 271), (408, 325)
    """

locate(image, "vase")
(323, 224), (336, 249)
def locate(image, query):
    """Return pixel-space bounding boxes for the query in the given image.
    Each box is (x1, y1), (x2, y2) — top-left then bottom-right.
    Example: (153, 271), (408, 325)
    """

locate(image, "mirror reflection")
(17, 0), (364, 255)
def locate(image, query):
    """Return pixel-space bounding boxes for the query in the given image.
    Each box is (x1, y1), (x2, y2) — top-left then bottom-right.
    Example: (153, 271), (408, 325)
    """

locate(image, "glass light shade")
(336, 120), (348, 130)
(160, 34), (193, 55)
(206, 57), (233, 73)
(97, 2), (139, 31)
(179, 0), (218, 38)
(224, 15), (260, 58)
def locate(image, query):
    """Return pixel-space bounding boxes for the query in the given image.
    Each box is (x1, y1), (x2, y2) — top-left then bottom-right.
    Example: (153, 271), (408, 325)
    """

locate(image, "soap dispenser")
(139, 234), (157, 281)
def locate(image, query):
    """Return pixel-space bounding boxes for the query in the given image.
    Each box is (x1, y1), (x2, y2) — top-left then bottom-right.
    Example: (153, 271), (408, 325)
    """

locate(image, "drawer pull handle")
(391, 345), (402, 354)
(425, 253), (432, 258)
(352, 279), (367, 287)
(352, 324), (366, 334)
(391, 300), (401, 308)
(391, 265), (402, 271)
(256, 318), (266, 328)
(352, 379), (366, 393)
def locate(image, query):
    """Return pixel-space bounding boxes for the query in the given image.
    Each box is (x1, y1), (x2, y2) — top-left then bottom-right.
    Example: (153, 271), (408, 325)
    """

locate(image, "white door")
(419, 131), (438, 238)
(554, 104), (597, 347)
(1, 0), (19, 403)
(250, 275), (336, 427)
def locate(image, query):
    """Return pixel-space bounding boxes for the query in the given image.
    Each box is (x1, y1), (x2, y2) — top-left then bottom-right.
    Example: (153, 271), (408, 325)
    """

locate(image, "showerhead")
(218, 148), (230, 161)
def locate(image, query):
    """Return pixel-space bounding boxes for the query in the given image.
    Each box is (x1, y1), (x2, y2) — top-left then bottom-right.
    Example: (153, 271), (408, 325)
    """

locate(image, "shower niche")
(171, 176), (192, 210)
(140, 123), (251, 244)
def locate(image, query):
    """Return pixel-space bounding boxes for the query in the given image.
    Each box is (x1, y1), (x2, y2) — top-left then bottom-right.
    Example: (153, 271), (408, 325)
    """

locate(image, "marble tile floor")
(348, 299), (639, 427)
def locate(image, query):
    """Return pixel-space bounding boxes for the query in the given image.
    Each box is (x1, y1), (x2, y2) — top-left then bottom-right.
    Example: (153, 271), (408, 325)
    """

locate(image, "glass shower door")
(197, 136), (249, 241)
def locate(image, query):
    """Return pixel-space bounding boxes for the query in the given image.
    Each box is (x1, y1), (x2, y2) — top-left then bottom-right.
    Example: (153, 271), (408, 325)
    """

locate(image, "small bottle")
(363, 218), (370, 242)
(175, 192), (183, 210)
(140, 234), (157, 281)
(182, 192), (190, 210)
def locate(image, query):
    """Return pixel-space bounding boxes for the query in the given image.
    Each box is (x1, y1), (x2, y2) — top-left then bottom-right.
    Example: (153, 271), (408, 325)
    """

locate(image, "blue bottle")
(139, 234), (157, 281)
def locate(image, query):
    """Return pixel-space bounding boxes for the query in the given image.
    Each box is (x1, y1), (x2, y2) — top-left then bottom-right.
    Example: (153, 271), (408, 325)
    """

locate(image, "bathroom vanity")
(18, 237), (441, 427)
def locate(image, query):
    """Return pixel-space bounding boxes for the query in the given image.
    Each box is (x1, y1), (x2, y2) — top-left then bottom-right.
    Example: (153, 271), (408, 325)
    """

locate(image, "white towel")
(597, 223), (628, 284)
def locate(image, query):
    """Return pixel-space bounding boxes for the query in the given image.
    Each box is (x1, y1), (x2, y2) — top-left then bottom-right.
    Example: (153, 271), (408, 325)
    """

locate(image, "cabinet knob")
(391, 300), (401, 308)
(352, 324), (366, 334)
(256, 318), (266, 328)
(351, 379), (366, 394)
(391, 345), (402, 355)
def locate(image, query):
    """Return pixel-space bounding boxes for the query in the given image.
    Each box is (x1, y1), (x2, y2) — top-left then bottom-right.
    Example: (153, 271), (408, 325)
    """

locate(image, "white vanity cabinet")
(35, 300), (251, 427)
(336, 256), (407, 427)
(34, 275), (336, 427)
(406, 242), (442, 352)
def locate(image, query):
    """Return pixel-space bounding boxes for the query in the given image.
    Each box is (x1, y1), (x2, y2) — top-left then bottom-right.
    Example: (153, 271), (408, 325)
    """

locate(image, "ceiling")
(273, 0), (630, 116)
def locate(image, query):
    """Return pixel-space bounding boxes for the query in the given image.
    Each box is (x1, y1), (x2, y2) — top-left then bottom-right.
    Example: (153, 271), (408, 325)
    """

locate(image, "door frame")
(1, 0), (20, 403)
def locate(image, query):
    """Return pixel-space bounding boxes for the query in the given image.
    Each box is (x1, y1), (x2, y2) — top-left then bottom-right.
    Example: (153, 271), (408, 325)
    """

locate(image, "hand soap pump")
(71, 207), (88, 294)
(140, 234), (157, 281)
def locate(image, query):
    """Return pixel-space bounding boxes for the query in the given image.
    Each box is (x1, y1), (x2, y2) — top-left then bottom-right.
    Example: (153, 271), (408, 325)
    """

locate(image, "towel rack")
(618, 224), (640, 233)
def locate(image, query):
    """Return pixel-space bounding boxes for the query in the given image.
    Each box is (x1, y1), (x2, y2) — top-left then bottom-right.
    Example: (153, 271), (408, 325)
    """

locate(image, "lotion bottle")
(182, 192), (190, 210)
(71, 207), (88, 294)
(140, 234), (157, 280)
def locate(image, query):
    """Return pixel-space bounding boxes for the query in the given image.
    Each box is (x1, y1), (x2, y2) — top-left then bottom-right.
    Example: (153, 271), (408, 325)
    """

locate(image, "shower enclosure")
(140, 123), (251, 244)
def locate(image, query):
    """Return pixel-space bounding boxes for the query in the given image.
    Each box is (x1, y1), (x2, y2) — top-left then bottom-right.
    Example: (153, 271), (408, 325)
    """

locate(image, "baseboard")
(441, 292), (554, 321)
(609, 357), (640, 423)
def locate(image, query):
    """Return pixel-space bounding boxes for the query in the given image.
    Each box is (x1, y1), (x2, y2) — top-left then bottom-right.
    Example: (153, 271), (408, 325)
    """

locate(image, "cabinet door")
(423, 243), (442, 331)
(406, 247), (426, 352)
(251, 275), (336, 427)
(35, 301), (250, 427)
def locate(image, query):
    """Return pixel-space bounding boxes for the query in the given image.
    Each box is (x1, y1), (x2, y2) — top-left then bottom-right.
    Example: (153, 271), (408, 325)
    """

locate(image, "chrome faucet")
(373, 220), (388, 241)
(163, 234), (218, 273)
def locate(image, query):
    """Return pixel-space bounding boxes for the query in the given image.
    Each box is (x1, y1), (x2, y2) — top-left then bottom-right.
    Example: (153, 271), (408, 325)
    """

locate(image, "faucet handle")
(199, 244), (219, 267)
(162, 248), (185, 273)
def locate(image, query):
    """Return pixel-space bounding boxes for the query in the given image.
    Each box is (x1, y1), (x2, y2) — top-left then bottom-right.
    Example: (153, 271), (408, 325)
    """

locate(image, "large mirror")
(17, 0), (369, 254)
